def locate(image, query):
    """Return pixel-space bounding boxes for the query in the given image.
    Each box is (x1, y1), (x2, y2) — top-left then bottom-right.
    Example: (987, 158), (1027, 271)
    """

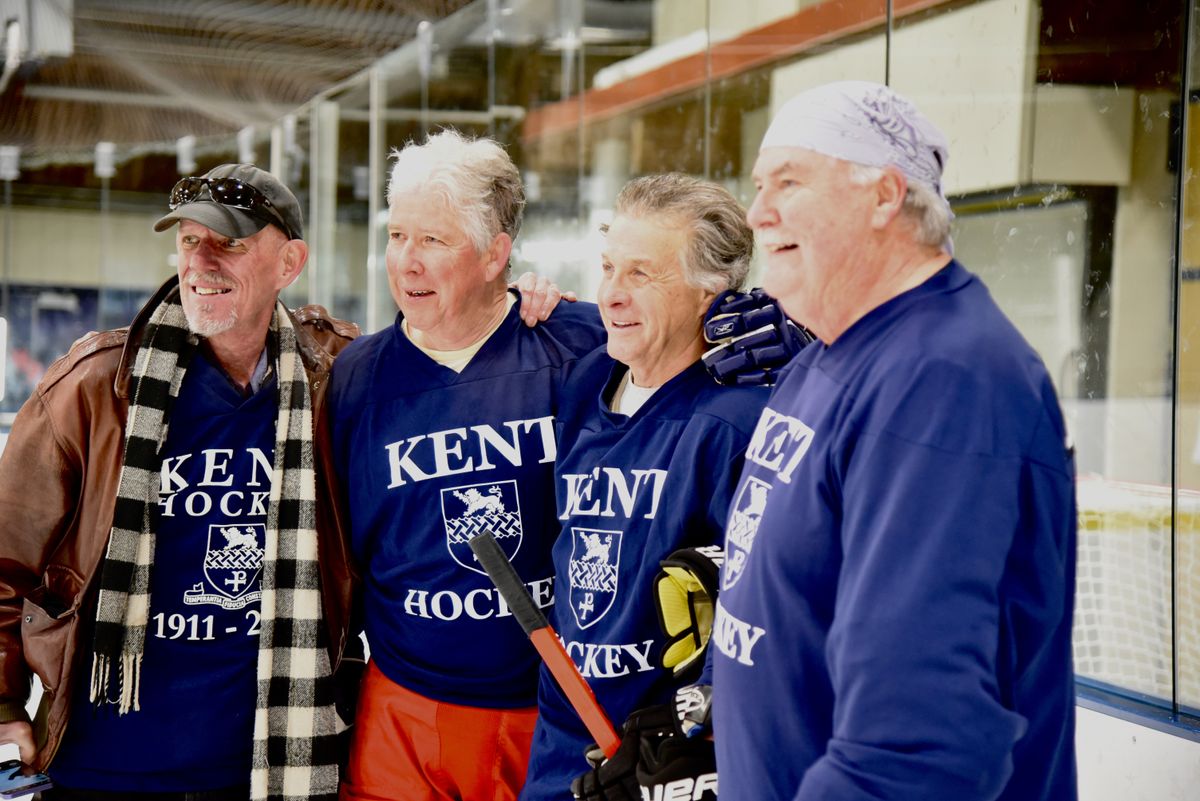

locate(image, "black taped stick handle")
(469, 530), (622, 758)
(469, 531), (549, 635)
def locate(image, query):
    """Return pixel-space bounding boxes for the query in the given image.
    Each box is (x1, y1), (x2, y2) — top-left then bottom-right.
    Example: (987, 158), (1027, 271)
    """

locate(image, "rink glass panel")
(0, 0), (1197, 726)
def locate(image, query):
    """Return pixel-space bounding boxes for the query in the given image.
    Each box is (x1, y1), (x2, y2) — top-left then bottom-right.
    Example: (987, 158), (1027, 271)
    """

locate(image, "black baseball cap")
(154, 163), (304, 241)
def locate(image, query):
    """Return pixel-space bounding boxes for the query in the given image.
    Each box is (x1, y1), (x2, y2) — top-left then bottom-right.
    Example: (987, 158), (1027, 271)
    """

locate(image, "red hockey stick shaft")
(469, 531), (621, 758)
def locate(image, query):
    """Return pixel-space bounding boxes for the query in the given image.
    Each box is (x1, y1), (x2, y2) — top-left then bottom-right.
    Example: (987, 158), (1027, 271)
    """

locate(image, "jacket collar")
(114, 276), (334, 398)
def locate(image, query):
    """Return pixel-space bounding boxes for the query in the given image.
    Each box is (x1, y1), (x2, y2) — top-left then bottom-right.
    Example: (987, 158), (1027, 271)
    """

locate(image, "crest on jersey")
(184, 523), (265, 610)
(723, 477), (771, 591)
(441, 479), (523, 574)
(568, 527), (622, 629)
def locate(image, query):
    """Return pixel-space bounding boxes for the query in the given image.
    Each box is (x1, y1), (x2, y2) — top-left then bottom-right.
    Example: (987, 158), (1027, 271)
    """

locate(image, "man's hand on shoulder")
(512, 271), (577, 326)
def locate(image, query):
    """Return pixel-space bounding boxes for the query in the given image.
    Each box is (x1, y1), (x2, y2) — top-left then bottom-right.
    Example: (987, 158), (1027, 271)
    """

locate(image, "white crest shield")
(441, 479), (523, 574)
(187, 523), (265, 610)
(567, 527), (623, 629)
(723, 477), (771, 591)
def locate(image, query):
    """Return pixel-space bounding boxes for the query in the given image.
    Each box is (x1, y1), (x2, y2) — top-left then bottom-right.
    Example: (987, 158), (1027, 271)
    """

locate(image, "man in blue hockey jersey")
(711, 81), (1078, 801)
(521, 174), (770, 801)
(331, 130), (608, 801)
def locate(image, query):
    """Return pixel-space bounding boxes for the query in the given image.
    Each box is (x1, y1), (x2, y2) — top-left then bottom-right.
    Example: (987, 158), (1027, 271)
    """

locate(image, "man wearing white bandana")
(711, 82), (1077, 801)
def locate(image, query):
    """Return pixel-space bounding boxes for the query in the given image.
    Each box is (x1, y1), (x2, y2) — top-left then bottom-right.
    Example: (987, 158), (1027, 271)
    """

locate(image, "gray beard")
(183, 301), (238, 338)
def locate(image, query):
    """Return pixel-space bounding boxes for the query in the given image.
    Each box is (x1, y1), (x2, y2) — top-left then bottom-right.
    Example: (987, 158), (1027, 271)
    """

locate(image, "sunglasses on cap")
(168, 176), (297, 240)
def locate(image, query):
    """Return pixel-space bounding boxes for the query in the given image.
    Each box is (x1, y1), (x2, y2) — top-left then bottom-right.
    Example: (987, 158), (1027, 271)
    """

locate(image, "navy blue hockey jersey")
(328, 296), (605, 708)
(52, 351), (274, 792)
(520, 351), (768, 801)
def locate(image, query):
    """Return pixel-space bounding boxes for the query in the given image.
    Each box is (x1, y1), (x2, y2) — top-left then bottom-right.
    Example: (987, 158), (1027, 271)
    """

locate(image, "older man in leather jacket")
(0, 164), (360, 801)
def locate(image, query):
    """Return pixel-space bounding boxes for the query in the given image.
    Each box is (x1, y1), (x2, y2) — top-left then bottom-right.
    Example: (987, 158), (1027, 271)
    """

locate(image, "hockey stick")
(469, 531), (622, 758)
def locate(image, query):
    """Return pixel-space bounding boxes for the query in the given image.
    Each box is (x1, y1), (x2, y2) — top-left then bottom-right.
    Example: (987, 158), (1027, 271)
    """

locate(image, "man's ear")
(870, 167), (908, 230)
(483, 232), (514, 282)
(278, 239), (309, 289)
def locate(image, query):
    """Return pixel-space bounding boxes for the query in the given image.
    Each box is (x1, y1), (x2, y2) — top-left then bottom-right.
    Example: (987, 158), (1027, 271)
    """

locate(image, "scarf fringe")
(88, 653), (106, 705)
(120, 652), (142, 713)
(88, 652), (142, 714)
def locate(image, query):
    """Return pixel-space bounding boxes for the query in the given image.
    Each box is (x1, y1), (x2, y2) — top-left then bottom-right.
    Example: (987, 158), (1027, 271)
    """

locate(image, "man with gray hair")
(521, 173), (769, 801)
(711, 81), (1077, 800)
(329, 129), (607, 800)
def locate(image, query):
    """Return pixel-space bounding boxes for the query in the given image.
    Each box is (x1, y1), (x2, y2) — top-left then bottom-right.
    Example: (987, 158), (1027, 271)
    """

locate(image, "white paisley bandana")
(761, 80), (951, 205)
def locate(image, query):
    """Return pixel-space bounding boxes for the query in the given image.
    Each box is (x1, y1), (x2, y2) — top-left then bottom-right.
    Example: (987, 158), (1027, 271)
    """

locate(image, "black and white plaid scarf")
(90, 288), (339, 801)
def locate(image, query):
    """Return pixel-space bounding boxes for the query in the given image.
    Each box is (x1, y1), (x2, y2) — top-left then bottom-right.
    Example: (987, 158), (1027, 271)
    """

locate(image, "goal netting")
(1073, 476), (1200, 705)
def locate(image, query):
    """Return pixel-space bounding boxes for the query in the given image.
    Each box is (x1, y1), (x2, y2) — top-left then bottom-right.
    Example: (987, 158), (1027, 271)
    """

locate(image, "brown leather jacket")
(0, 277), (361, 769)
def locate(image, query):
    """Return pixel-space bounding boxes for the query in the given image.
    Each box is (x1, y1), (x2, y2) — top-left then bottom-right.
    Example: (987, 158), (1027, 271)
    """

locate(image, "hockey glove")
(672, 683), (714, 739)
(654, 545), (723, 678)
(635, 728), (719, 801)
(572, 705), (675, 801)
(702, 288), (813, 386)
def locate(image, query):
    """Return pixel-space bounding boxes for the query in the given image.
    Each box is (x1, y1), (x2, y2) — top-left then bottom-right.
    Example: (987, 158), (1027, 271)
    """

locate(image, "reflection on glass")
(1174, 0), (1200, 715)
(905, 0), (1184, 704)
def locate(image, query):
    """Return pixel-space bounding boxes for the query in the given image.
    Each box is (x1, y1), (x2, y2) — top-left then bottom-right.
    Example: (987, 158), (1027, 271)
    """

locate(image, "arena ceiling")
(0, 0), (473, 189)
(0, 0), (653, 198)
(0, 0), (1184, 198)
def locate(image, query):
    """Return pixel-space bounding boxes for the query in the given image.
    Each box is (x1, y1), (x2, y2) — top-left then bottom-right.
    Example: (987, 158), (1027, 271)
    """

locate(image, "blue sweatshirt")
(52, 351), (274, 792)
(712, 261), (1077, 801)
(520, 351), (768, 801)
(328, 297), (605, 708)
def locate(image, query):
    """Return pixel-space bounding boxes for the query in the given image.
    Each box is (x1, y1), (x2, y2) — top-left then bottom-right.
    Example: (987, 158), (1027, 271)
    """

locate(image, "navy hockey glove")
(572, 705), (675, 801)
(702, 288), (813, 386)
(654, 546), (723, 678)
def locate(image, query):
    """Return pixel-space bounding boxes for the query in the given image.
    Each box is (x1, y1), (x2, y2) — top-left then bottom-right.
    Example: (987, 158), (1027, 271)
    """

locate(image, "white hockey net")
(1073, 476), (1200, 705)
